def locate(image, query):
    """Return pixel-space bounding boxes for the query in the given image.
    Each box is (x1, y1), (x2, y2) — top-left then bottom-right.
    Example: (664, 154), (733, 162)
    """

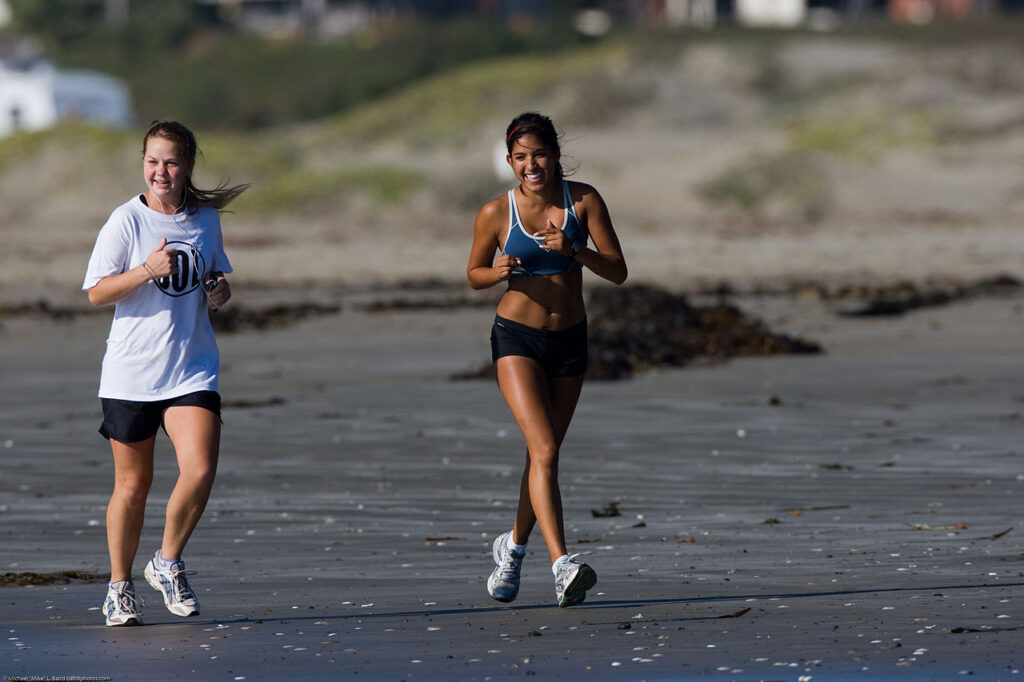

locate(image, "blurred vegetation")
(237, 164), (425, 214)
(5, 6), (1024, 223)
(0, 123), (131, 175)
(6, 0), (600, 131)
(7, 0), (198, 49)
(8, 1), (1023, 136)
(695, 105), (941, 218)
(696, 152), (832, 221)
(788, 111), (938, 161)
(324, 41), (645, 147)
(0, 30), (669, 220)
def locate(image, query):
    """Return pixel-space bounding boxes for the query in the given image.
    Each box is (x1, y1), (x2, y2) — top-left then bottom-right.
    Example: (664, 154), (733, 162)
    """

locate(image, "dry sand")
(2, 286), (1022, 681)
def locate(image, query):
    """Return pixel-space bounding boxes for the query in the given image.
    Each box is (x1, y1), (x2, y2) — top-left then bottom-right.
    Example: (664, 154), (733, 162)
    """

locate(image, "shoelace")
(562, 553), (584, 568)
(496, 550), (523, 581)
(112, 587), (144, 612)
(168, 566), (199, 603)
(556, 554), (584, 584)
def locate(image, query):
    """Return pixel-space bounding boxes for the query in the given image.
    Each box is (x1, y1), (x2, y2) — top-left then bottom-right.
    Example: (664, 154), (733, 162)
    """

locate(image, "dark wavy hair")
(143, 120), (249, 214)
(505, 112), (567, 181)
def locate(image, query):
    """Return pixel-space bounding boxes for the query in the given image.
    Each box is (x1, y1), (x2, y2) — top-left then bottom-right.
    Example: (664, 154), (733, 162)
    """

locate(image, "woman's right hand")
(493, 254), (521, 281)
(88, 238), (181, 307)
(144, 238), (179, 279)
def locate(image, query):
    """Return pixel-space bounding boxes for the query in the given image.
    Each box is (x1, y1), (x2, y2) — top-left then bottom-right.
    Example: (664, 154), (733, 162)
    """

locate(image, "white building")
(0, 55), (131, 137)
(736, 0), (807, 27)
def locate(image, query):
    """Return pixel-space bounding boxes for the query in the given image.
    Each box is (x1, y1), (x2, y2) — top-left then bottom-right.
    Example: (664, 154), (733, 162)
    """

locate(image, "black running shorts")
(490, 315), (587, 378)
(99, 390), (221, 443)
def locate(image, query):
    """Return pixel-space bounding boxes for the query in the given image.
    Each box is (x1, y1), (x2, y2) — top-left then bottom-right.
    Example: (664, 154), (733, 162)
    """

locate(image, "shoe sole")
(144, 564), (199, 617)
(558, 565), (597, 608)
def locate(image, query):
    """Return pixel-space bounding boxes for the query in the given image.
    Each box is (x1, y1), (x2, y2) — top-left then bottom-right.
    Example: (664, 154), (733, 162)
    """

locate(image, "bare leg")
(497, 356), (584, 562)
(160, 406), (220, 560)
(107, 437), (156, 582)
(512, 374), (584, 547)
(512, 453), (535, 545)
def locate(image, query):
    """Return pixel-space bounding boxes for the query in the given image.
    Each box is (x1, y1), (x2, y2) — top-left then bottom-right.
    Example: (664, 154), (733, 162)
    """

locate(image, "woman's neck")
(145, 191), (185, 215)
(517, 181), (560, 207)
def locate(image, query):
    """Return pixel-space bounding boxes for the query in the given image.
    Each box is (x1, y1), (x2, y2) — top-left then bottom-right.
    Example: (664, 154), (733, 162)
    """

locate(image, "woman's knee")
(113, 475), (152, 506)
(528, 443), (559, 471)
(180, 463), (217, 488)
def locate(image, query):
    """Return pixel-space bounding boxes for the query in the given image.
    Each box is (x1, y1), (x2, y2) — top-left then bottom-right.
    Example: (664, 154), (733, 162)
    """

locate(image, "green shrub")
(236, 165), (424, 215)
(697, 152), (830, 219)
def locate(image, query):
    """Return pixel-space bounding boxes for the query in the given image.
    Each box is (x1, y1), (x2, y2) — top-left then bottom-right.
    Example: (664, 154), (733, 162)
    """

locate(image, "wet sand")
(2, 288), (1023, 681)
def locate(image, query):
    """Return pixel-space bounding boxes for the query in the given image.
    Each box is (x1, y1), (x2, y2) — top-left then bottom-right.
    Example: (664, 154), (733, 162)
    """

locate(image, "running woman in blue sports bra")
(467, 112), (627, 607)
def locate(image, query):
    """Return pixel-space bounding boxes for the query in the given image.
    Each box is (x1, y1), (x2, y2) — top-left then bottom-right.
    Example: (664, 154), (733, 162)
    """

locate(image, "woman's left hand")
(205, 275), (231, 311)
(535, 220), (572, 257)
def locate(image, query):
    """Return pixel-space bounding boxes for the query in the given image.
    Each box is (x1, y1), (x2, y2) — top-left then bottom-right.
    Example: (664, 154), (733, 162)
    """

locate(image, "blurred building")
(195, 0), (478, 39)
(887, 0), (997, 22)
(187, 0), (1019, 37)
(735, 0), (806, 26)
(196, 0), (377, 39)
(0, 42), (132, 138)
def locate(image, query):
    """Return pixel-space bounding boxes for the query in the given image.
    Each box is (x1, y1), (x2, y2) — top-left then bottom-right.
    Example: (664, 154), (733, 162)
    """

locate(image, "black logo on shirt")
(155, 241), (207, 297)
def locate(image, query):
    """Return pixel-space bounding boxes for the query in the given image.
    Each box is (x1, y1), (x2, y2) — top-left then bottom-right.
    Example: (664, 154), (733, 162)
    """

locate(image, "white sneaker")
(102, 580), (142, 626)
(554, 554), (596, 607)
(487, 530), (525, 603)
(144, 551), (200, 617)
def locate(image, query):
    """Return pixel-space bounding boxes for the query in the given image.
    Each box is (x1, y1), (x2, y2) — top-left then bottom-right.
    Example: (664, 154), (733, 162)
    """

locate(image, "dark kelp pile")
(0, 300), (78, 320)
(455, 284), (822, 381)
(1, 571), (107, 586)
(829, 275), (1021, 317)
(209, 302), (340, 333)
(585, 284), (822, 379)
(695, 274), (1022, 317)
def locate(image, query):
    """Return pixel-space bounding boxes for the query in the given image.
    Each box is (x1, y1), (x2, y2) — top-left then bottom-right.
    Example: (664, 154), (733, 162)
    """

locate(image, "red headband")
(507, 125), (526, 142)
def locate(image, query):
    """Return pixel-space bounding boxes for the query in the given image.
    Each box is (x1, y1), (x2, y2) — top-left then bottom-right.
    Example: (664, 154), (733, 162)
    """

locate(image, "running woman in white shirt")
(83, 121), (247, 626)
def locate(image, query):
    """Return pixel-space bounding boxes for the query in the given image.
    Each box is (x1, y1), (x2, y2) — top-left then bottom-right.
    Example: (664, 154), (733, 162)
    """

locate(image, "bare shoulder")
(475, 192), (510, 230)
(567, 181), (607, 215)
(567, 180), (603, 205)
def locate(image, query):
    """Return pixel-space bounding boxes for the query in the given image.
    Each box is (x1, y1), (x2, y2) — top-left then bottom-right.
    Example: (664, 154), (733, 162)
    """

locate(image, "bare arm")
(574, 184), (627, 285)
(467, 198), (520, 290)
(87, 238), (179, 307)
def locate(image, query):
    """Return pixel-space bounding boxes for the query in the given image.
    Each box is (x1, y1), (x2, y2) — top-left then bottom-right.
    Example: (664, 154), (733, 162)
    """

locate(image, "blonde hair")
(143, 120), (249, 213)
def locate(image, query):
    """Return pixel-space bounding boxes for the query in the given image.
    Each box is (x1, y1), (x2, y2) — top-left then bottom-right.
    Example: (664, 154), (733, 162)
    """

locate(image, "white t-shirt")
(83, 195), (233, 401)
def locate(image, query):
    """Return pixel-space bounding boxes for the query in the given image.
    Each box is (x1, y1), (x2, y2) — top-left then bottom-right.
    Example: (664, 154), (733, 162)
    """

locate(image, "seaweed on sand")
(586, 284), (821, 379)
(1, 571), (107, 586)
(453, 284), (822, 381)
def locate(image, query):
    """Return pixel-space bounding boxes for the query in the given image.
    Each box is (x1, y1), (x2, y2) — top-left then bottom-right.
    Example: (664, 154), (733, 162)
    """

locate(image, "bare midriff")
(495, 269), (585, 330)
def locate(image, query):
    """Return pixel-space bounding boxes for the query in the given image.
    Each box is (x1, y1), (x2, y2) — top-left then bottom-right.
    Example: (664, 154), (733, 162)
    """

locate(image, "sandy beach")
(2, 283), (1022, 681)
(2, 25), (1024, 682)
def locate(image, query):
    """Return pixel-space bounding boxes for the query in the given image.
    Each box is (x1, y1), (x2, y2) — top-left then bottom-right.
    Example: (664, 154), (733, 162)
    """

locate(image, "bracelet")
(142, 262), (159, 281)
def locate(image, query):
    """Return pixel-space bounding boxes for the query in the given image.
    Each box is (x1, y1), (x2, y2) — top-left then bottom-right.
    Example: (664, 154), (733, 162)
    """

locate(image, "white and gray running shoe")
(144, 551), (200, 617)
(554, 554), (597, 608)
(487, 530), (525, 603)
(102, 580), (142, 626)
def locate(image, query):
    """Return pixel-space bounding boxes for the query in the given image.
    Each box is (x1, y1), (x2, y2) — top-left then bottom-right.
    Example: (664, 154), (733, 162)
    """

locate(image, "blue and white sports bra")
(502, 180), (588, 277)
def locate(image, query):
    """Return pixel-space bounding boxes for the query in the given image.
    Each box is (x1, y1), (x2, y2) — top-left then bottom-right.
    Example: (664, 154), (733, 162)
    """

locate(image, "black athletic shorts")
(490, 315), (588, 378)
(99, 390), (221, 443)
